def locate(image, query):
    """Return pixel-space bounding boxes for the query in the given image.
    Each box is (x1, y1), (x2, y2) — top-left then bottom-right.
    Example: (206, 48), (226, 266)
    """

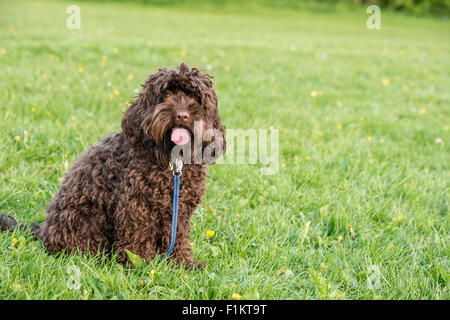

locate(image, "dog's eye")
(187, 103), (199, 111)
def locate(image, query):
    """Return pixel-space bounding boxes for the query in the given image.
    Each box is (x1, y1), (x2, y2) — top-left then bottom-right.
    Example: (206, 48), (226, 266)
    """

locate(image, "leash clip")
(169, 159), (183, 175)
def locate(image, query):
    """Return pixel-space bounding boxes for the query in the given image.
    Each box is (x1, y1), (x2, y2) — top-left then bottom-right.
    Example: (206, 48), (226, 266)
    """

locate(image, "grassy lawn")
(0, 0), (449, 299)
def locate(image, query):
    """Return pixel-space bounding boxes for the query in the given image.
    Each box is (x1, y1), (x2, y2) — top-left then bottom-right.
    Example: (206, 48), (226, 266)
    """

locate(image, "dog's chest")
(144, 164), (207, 215)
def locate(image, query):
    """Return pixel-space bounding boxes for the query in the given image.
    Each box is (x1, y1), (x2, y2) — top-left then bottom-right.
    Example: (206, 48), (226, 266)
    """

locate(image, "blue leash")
(160, 160), (182, 261)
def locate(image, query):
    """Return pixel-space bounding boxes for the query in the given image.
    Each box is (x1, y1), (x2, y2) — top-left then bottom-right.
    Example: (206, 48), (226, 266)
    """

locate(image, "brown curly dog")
(0, 63), (225, 268)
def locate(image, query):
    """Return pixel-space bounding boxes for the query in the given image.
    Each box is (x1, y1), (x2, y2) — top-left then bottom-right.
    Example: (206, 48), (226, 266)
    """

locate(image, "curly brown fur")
(1, 64), (225, 268)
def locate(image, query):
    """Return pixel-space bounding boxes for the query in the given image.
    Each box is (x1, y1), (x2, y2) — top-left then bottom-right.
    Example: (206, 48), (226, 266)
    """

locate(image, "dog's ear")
(122, 68), (175, 141)
(214, 115), (226, 156)
(197, 72), (226, 158)
(121, 101), (168, 165)
(121, 68), (175, 161)
(121, 101), (147, 153)
(199, 88), (226, 163)
(210, 109), (226, 160)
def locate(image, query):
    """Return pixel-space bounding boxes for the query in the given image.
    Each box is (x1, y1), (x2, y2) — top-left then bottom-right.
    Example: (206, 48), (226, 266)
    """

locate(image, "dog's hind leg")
(39, 207), (111, 255)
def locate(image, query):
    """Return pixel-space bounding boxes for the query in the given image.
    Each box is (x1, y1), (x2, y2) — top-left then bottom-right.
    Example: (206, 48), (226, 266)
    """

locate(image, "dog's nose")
(175, 111), (190, 122)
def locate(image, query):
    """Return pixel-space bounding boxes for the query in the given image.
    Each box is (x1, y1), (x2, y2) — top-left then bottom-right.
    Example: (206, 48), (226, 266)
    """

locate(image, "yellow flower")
(347, 224), (356, 239)
(336, 124), (342, 130)
(183, 275), (189, 279)
(231, 293), (241, 300)
(12, 237), (18, 246)
(71, 116), (76, 121)
(205, 230), (215, 238)
(382, 78), (390, 86)
(420, 108), (427, 114)
(101, 55), (108, 62)
(0, 48), (6, 55)
(113, 89), (120, 96)
(424, 168), (429, 174)
(359, 117), (364, 122)
(10, 283), (22, 291)
(367, 136), (372, 142)
(125, 101), (132, 107)
(42, 73), (48, 80)
(338, 235), (343, 243)
(310, 90), (318, 97)
(320, 262), (328, 271)
(148, 269), (155, 279)
(236, 213), (241, 218)
(305, 156), (311, 161)
(14, 135), (20, 141)
(113, 48), (119, 54)
(179, 49), (187, 56)
(234, 39), (240, 46)
(127, 74), (134, 81)
(146, 40), (153, 47)
(11, 179), (16, 184)
(224, 66), (230, 72)
(31, 107), (37, 113)
(78, 66), (85, 73)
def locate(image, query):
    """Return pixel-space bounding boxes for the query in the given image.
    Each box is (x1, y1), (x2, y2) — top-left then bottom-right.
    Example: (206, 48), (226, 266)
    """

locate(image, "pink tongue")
(171, 128), (190, 145)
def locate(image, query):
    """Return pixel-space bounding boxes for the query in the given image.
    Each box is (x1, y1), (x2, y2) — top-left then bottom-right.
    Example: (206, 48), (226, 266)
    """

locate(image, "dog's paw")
(183, 259), (205, 270)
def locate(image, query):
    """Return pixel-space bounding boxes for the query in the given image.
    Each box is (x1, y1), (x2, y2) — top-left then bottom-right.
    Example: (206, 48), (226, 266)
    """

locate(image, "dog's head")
(122, 63), (225, 166)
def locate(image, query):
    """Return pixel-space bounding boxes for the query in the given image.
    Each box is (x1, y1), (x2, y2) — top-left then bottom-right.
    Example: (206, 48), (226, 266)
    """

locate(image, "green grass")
(0, 0), (449, 300)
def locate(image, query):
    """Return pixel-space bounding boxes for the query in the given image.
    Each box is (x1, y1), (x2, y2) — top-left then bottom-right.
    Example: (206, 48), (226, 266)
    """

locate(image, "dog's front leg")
(162, 215), (204, 269)
(113, 196), (158, 266)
